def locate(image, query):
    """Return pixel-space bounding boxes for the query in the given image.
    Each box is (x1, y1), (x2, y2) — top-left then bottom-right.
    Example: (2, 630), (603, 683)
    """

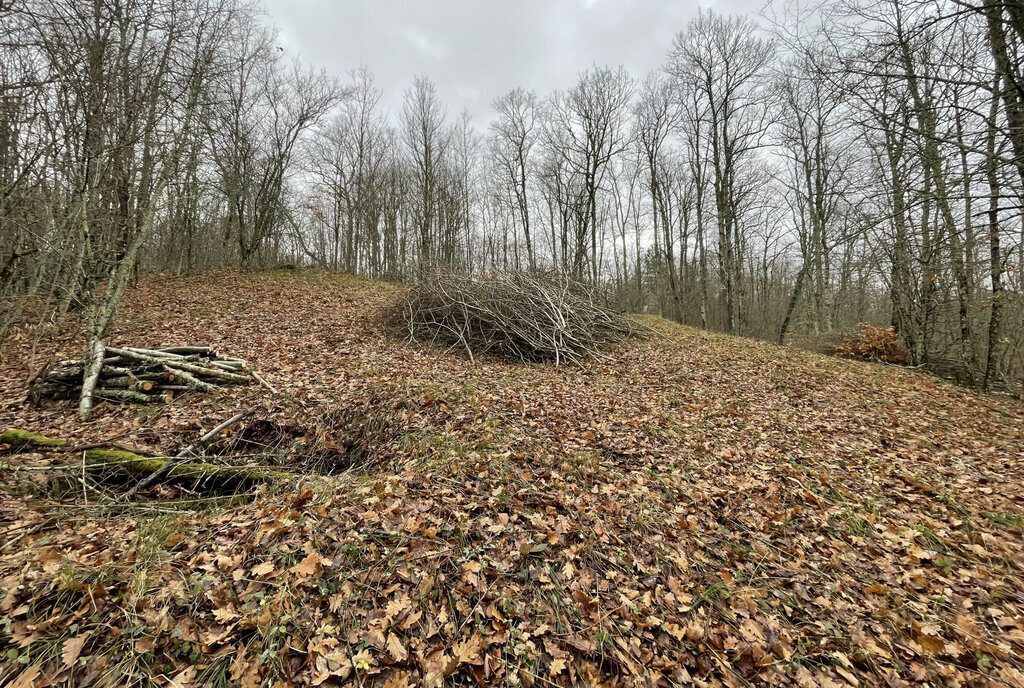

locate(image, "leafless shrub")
(402, 269), (638, 365)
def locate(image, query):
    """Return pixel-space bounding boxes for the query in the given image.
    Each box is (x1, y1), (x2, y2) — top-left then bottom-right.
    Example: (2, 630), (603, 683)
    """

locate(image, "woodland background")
(1, 0), (1023, 393)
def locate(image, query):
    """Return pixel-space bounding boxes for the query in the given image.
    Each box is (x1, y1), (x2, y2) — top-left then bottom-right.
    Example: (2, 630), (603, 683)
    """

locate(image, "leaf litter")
(1, 269), (1023, 687)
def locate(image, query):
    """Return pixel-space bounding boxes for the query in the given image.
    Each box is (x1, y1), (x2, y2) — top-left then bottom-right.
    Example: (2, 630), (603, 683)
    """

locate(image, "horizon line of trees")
(2, 0), (1023, 395)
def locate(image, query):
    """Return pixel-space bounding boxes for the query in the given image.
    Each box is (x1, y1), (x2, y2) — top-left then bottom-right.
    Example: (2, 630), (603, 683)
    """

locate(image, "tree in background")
(2, 0), (1024, 396)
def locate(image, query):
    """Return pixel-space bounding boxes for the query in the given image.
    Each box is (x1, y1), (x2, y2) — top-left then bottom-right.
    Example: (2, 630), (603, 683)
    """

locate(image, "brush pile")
(30, 345), (255, 404)
(836, 324), (911, 365)
(402, 269), (637, 365)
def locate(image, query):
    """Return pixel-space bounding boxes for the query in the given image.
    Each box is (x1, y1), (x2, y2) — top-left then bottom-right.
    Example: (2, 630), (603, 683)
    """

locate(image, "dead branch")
(401, 268), (639, 365)
(120, 407), (258, 501)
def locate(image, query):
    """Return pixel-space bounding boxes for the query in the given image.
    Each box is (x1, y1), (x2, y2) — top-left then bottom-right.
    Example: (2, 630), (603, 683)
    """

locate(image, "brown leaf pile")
(1, 269), (1023, 688)
(836, 324), (911, 365)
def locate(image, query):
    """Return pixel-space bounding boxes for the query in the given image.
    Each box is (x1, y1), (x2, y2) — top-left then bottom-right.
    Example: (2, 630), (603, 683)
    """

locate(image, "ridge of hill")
(1, 269), (1023, 687)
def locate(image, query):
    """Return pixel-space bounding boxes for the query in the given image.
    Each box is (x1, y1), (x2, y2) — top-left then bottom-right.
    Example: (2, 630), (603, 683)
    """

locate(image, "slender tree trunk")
(984, 86), (1005, 390)
(779, 265), (807, 345)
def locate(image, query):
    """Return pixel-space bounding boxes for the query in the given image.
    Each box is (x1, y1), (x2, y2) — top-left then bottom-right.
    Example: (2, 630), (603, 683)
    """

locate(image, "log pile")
(31, 345), (255, 405)
(402, 269), (638, 365)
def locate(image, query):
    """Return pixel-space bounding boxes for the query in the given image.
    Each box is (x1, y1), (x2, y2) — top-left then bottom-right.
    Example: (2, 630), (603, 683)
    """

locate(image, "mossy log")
(0, 429), (291, 488)
(0, 429), (69, 450)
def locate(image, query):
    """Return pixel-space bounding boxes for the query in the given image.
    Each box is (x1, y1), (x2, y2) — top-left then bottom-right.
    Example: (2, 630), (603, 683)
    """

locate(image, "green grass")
(983, 511), (1024, 533)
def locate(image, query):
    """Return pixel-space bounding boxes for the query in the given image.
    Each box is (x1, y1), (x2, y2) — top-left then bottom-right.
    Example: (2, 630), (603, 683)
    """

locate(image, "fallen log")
(100, 375), (135, 388)
(161, 363), (218, 393)
(107, 347), (250, 383)
(1, 429), (67, 450)
(147, 346), (213, 356)
(0, 428), (292, 489)
(94, 389), (154, 403)
(121, 407), (257, 501)
(121, 346), (190, 359)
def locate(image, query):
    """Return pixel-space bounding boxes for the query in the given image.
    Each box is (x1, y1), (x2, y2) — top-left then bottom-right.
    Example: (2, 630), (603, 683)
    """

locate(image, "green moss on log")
(1, 429), (68, 450)
(3, 429), (291, 486)
(82, 448), (166, 472)
(81, 448), (291, 483)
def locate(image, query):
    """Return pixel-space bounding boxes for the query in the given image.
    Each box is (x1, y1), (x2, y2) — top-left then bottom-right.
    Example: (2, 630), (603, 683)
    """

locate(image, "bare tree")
(303, 67), (390, 273)
(668, 10), (775, 333)
(546, 65), (635, 281)
(210, 27), (340, 272)
(8, 0), (234, 418)
(401, 75), (449, 264)
(5, 0), (1024, 397)
(489, 88), (539, 269)
(635, 71), (682, 318)
(775, 49), (854, 343)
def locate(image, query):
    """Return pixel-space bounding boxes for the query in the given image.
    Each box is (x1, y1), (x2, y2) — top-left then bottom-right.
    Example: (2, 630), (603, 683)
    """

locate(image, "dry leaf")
(454, 633), (483, 665)
(213, 606), (240, 623)
(62, 635), (87, 667)
(387, 632), (408, 662)
(169, 665), (197, 688)
(917, 634), (945, 655)
(381, 672), (411, 688)
(251, 561), (275, 577)
(290, 553), (320, 577)
(9, 665), (42, 688)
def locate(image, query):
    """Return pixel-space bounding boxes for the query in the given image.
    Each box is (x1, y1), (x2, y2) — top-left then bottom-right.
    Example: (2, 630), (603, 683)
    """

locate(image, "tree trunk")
(984, 85), (1005, 391)
(779, 265), (808, 345)
(78, 338), (106, 421)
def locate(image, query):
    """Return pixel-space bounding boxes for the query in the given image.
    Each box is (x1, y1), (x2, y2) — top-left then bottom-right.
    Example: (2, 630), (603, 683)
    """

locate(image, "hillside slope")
(1, 269), (1023, 688)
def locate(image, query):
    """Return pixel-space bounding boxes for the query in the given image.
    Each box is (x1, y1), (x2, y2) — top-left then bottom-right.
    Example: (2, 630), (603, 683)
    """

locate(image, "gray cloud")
(262, 0), (758, 126)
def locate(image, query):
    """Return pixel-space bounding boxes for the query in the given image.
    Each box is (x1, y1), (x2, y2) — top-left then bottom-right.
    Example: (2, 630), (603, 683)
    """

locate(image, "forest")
(2, 3), (1024, 686)
(2, 0), (1023, 393)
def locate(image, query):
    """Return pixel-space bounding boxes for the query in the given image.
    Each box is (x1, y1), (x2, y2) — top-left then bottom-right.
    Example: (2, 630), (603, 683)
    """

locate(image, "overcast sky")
(262, 0), (765, 128)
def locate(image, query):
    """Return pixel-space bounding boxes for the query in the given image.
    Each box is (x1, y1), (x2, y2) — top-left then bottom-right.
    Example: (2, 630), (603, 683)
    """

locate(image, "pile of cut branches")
(31, 345), (258, 405)
(402, 268), (637, 365)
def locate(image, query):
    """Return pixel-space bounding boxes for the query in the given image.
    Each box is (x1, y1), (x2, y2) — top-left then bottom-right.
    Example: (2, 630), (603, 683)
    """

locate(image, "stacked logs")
(31, 346), (254, 404)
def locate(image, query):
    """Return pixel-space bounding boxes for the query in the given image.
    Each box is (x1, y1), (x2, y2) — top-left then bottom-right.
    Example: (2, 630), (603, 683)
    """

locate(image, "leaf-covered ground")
(1, 269), (1023, 688)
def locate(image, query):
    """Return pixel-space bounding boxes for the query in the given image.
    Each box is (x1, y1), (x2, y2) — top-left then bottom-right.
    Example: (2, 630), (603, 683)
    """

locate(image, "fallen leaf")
(251, 561), (275, 577)
(9, 665), (42, 688)
(62, 635), (87, 667)
(387, 632), (408, 662)
(454, 633), (483, 665)
(290, 553), (320, 577)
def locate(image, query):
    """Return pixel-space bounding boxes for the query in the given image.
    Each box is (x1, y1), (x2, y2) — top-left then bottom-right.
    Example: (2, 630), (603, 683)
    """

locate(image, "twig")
(81, 450), (88, 505)
(250, 370), (278, 394)
(119, 407), (257, 502)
